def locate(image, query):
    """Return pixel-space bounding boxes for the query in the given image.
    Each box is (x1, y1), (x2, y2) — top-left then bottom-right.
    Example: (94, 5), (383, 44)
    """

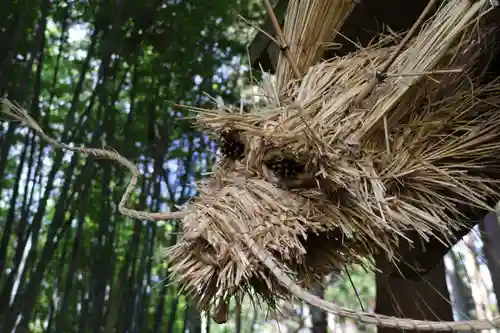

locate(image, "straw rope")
(234, 221), (500, 331)
(3, 100), (500, 331)
(0, 100), (190, 221)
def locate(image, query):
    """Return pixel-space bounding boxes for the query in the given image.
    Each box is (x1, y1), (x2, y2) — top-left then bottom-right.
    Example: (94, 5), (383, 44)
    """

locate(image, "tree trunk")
(183, 304), (202, 333)
(464, 233), (492, 321)
(310, 281), (328, 333)
(235, 294), (242, 333)
(479, 212), (500, 310)
(0, 134), (29, 280)
(446, 251), (474, 321)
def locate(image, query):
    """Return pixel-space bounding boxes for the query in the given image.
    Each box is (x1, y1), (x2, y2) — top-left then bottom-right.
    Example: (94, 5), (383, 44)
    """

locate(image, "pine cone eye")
(219, 129), (245, 160)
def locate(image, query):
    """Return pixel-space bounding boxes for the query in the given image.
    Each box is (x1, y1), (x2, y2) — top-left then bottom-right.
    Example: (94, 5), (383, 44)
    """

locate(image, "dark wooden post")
(375, 256), (453, 333)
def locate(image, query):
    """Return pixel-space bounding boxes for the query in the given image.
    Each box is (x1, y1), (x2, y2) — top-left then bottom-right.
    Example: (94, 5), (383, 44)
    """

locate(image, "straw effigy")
(166, 0), (500, 325)
(3, 0), (500, 330)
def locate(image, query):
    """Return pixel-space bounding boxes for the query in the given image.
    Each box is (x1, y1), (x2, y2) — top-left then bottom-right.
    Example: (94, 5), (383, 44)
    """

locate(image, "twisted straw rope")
(237, 228), (500, 331)
(2, 99), (499, 331)
(1, 100), (190, 221)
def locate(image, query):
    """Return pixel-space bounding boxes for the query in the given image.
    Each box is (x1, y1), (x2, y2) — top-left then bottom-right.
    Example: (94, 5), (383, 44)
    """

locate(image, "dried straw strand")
(350, 0), (494, 144)
(352, 0), (441, 105)
(263, 0), (301, 80)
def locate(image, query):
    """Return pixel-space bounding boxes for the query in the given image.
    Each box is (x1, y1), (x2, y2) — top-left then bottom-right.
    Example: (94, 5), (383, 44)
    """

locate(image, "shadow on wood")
(375, 257), (454, 333)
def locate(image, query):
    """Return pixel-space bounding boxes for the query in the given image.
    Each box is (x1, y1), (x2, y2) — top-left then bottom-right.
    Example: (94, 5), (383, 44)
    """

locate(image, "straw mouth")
(166, 165), (366, 297)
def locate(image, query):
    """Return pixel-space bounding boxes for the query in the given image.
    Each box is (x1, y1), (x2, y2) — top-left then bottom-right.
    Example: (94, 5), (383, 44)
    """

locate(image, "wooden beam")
(386, 220), (478, 280)
(325, 0), (436, 58)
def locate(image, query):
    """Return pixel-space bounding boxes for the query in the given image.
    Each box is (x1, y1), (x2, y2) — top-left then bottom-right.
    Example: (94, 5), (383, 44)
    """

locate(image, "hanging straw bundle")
(273, 0), (356, 90)
(3, 0), (500, 330)
(167, 0), (500, 328)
